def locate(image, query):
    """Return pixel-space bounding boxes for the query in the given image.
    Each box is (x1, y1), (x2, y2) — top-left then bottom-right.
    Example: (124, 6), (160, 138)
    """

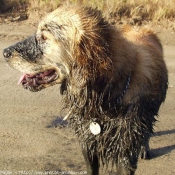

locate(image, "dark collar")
(116, 75), (131, 104)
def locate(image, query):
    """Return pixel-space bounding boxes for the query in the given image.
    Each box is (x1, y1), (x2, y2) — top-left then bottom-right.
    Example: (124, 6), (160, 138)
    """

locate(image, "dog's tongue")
(17, 73), (36, 85)
(18, 74), (27, 85)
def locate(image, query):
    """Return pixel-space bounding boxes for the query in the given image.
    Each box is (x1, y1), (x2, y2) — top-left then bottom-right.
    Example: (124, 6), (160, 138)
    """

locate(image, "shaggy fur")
(3, 5), (168, 175)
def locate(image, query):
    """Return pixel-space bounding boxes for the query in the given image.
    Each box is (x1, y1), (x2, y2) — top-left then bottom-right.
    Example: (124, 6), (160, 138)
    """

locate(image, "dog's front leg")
(82, 147), (99, 175)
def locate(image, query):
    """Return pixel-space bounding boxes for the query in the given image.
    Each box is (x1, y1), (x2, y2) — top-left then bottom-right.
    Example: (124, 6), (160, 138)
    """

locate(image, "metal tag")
(90, 122), (101, 135)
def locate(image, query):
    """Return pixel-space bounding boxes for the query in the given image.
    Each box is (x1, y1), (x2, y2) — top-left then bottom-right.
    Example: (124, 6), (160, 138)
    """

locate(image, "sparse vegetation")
(1, 0), (175, 23)
(0, 0), (28, 13)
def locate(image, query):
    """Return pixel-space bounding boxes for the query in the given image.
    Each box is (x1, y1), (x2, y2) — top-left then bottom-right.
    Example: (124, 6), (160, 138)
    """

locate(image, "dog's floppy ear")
(72, 7), (113, 86)
(69, 63), (87, 88)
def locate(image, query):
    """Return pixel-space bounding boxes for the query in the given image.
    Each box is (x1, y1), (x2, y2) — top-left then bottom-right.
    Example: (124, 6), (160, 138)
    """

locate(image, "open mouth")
(18, 69), (58, 91)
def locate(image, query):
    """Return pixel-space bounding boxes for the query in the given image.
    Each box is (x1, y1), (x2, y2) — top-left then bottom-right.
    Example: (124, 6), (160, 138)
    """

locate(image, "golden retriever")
(3, 5), (168, 175)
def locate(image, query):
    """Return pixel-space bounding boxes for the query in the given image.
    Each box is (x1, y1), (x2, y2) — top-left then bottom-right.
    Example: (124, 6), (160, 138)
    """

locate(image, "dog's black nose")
(3, 48), (12, 60)
(3, 35), (42, 62)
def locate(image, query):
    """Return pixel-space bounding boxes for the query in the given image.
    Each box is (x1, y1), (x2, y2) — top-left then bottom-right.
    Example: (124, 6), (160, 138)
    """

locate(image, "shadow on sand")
(46, 116), (68, 128)
(154, 129), (175, 136)
(151, 129), (175, 158)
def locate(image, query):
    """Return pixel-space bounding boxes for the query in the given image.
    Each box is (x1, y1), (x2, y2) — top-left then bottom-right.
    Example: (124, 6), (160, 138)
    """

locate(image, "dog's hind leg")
(82, 148), (99, 175)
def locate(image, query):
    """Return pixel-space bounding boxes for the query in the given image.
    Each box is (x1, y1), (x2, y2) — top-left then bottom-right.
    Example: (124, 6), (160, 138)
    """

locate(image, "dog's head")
(3, 6), (113, 92)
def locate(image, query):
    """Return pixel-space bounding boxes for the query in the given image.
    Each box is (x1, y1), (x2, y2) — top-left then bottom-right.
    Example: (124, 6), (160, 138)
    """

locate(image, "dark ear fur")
(72, 7), (114, 86)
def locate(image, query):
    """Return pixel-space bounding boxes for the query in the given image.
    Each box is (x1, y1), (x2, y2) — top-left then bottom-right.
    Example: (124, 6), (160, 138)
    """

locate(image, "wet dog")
(3, 5), (168, 175)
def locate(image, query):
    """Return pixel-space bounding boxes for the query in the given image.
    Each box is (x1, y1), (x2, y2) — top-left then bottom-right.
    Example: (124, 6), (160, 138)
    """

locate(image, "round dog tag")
(90, 122), (101, 135)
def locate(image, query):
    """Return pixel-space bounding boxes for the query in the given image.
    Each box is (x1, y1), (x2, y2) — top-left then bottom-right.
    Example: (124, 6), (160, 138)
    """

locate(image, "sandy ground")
(0, 21), (175, 175)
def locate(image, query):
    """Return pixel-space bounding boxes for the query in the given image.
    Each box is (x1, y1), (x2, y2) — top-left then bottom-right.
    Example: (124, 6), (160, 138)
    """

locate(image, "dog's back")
(121, 25), (163, 55)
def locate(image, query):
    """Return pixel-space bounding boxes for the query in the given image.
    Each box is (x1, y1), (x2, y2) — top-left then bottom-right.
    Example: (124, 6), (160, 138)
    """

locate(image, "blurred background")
(0, 0), (175, 25)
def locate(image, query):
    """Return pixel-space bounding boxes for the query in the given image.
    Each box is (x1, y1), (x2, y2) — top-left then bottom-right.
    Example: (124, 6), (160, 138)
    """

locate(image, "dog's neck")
(62, 74), (131, 121)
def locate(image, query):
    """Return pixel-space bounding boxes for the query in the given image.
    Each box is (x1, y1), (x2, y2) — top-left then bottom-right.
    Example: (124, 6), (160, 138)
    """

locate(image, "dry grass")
(0, 0), (28, 12)
(1, 0), (175, 23)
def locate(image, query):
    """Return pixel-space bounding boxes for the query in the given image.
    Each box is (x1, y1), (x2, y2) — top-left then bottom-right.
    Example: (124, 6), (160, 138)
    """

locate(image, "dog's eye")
(41, 34), (47, 40)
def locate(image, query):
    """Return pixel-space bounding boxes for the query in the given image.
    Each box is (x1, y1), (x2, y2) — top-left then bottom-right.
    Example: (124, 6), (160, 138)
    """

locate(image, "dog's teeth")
(33, 78), (38, 86)
(26, 76), (31, 81)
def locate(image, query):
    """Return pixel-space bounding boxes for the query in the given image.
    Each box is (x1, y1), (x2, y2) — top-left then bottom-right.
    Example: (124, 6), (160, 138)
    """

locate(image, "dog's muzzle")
(3, 35), (42, 62)
(3, 35), (61, 92)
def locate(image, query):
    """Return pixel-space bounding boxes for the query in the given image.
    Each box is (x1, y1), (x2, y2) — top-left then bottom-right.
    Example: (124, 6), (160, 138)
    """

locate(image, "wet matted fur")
(3, 5), (168, 175)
